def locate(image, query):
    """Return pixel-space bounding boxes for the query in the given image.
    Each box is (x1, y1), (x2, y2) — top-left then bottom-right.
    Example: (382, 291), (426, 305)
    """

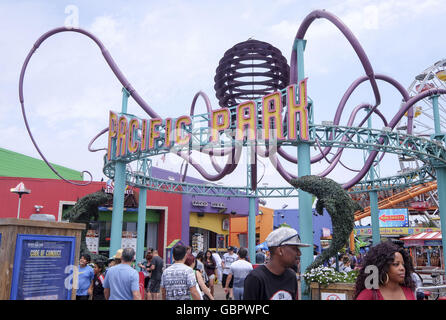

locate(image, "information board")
(85, 229), (99, 254)
(10, 234), (76, 300)
(121, 231), (137, 251)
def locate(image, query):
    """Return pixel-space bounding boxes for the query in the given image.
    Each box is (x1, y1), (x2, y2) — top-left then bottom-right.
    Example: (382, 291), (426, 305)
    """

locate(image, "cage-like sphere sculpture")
(214, 39), (290, 111)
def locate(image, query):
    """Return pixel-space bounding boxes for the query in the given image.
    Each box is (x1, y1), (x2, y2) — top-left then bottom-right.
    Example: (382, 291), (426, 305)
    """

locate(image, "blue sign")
(10, 234), (76, 300)
(378, 208), (409, 228)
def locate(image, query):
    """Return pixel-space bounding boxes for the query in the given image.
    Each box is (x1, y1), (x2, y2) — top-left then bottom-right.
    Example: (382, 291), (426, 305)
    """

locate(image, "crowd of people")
(74, 226), (429, 301)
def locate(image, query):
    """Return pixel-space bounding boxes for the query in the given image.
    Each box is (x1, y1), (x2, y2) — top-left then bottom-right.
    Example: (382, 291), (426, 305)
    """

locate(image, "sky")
(1, 0), (446, 211)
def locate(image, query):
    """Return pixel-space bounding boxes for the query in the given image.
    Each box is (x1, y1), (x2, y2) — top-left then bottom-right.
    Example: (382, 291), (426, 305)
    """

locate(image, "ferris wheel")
(397, 58), (446, 172)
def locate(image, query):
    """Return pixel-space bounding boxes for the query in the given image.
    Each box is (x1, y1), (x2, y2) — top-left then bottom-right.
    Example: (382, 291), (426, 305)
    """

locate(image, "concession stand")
(401, 232), (443, 269)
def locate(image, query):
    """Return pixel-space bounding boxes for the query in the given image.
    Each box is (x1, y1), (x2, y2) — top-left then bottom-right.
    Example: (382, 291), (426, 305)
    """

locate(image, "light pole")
(10, 182), (31, 219)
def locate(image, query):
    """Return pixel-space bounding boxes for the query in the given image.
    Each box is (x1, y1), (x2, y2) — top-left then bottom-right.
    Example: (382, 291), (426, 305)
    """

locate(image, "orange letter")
(287, 78), (309, 141)
(128, 118), (140, 154)
(107, 111), (118, 161)
(175, 116), (191, 145)
(210, 108), (230, 142)
(262, 91), (284, 141)
(164, 118), (173, 147)
(236, 101), (257, 141)
(140, 119), (148, 151)
(116, 115), (128, 157)
(149, 118), (162, 149)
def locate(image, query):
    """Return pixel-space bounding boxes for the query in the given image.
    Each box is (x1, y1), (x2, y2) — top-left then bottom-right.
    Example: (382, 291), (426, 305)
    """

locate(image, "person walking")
(138, 250), (152, 294)
(103, 248), (142, 300)
(88, 261), (106, 300)
(146, 249), (163, 300)
(203, 250), (217, 296)
(221, 246), (238, 300)
(243, 227), (311, 300)
(354, 241), (415, 300)
(76, 253), (94, 300)
(255, 249), (266, 264)
(224, 247), (252, 300)
(161, 245), (201, 300)
(212, 251), (223, 284)
(185, 253), (214, 300)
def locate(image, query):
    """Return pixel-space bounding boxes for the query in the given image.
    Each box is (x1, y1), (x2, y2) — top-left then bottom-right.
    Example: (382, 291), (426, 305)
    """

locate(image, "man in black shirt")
(147, 249), (164, 300)
(243, 227), (311, 300)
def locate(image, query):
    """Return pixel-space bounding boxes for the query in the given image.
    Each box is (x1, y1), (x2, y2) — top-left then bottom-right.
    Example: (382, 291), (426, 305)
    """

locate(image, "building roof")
(400, 232), (442, 241)
(0, 147), (82, 180)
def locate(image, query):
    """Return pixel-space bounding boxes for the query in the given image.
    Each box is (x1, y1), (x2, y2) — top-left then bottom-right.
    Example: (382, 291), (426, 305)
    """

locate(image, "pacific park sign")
(107, 79), (309, 161)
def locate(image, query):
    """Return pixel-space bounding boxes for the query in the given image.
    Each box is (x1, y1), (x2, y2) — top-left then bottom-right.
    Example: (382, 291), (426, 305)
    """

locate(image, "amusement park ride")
(18, 10), (446, 298)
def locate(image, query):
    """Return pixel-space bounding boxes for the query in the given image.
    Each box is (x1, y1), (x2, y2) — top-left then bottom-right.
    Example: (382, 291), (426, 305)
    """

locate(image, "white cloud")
(89, 15), (126, 48)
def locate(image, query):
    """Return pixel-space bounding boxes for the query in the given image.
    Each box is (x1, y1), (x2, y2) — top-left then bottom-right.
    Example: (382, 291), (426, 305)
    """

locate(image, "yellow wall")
(189, 212), (229, 236)
(229, 206), (274, 247)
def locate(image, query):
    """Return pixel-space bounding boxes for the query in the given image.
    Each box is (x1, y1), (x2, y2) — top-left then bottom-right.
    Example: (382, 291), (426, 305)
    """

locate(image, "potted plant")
(302, 266), (358, 300)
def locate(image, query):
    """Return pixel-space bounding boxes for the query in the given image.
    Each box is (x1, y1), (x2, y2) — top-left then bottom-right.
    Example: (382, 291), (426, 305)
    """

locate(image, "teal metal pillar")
(435, 167), (446, 271)
(370, 191), (380, 245)
(248, 196), (257, 263)
(109, 88), (130, 257)
(136, 159), (148, 269)
(430, 94), (446, 273)
(295, 38), (313, 300)
(247, 142), (257, 263)
(366, 108), (380, 245)
(431, 95), (442, 134)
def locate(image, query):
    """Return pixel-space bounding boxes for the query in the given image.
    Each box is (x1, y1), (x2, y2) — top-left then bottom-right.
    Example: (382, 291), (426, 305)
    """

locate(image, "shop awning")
(400, 232), (442, 241)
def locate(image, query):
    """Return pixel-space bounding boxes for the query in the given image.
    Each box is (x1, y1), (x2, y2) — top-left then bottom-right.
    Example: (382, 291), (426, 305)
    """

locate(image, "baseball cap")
(228, 246), (235, 251)
(266, 227), (311, 247)
(113, 248), (123, 259)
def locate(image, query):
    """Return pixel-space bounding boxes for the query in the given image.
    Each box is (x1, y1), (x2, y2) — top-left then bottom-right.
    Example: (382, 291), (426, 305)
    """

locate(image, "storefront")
(401, 232), (444, 269)
(85, 206), (162, 257)
(183, 195), (250, 252)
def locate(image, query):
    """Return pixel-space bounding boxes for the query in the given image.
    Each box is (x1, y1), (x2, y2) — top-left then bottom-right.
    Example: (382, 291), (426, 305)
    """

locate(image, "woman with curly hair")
(354, 241), (415, 300)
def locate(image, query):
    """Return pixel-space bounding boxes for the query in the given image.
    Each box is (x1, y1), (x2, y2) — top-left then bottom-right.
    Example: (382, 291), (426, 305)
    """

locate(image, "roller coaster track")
(354, 181), (438, 221)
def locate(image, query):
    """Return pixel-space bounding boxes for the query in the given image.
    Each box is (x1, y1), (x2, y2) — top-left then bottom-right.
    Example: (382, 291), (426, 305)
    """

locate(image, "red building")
(1, 175), (183, 258)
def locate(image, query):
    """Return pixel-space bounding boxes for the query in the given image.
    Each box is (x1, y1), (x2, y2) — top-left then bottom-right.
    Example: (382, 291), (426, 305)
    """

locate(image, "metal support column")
(248, 196), (257, 263)
(366, 108), (380, 245)
(247, 142), (257, 263)
(136, 159), (148, 269)
(370, 191), (380, 245)
(109, 88), (130, 257)
(295, 38), (313, 300)
(430, 94), (446, 275)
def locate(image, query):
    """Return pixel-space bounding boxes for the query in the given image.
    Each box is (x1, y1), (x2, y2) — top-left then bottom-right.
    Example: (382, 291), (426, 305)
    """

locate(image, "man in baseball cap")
(243, 227), (311, 300)
(265, 227), (311, 248)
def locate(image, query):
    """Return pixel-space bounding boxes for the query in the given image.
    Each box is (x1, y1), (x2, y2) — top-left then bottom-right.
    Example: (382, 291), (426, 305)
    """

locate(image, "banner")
(354, 227), (440, 236)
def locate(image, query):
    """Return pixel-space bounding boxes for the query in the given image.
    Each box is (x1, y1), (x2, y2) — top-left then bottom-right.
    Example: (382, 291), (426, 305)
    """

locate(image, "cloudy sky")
(1, 0), (446, 209)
